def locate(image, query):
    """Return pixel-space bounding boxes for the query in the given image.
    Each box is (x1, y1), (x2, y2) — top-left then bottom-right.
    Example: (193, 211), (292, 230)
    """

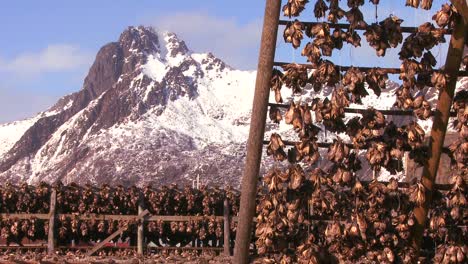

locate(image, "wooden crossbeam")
(273, 62), (468, 77)
(0, 213), (230, 222)
(261, 139), (452, 155)
(278, 20), (453, 35)
(268, 103), (458, 117)
(86, 209), (150, 256)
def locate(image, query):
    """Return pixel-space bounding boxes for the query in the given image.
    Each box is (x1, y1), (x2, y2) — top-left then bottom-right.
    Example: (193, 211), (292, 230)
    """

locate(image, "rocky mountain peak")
(0, 25), (258, 186)
(163, 32), (190, 58)
(118, 26), (160, 56)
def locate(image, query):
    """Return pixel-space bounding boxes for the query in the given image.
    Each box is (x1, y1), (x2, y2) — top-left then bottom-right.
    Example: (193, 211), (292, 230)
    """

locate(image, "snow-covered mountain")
(0, 26), (466, 186)
(0, 26), (256, 186)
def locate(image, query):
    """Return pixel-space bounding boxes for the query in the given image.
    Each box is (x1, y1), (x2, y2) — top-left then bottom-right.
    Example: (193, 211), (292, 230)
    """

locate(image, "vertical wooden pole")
(412, 16), (467, 251)
(47, 189), (57, 255)
(234, 1), (281, 263)
(223, 198), (231, 256)
(137, 192), (145, 256)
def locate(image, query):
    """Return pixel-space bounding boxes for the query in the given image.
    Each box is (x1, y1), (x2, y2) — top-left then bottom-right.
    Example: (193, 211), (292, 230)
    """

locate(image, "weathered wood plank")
(47, 189), (56, 255)
(137, 193), (145, 255)
(223, 199), (231, 256)
(86, 209), (150, 256)
(412, 13), (467, 253)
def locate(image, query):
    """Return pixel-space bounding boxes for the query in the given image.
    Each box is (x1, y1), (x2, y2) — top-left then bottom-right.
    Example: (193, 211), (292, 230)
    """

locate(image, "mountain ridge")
(0, 26), (255, 186)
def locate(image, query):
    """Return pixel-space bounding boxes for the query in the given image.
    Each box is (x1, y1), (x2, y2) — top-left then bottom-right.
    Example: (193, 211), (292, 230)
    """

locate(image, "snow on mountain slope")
(0, 118), (38, 158)
(0, 27), (256, 186)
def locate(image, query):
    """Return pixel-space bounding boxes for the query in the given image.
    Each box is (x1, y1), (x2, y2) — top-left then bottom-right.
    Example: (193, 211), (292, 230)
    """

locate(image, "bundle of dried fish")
(345, 7), (367, 29)
(380, 15), (404, 48)
(318, 87), (349, 132)
(313, 34), (335, 57)
(270, 68), (284, 103)
(282, 63), (309, 94)
(366, 142), (390, 172)
(303, 23), (338, 61)
(421, 0), (433, 10)
(346, 109), (386, 149)
(400, 59), (421, 89)
(331, 28), (346, 49)
(282, 0), (309, 17)
(462, 55), (468, 70)
(399, 22), (445, 59)
(330, 87), (350, 116)
(344, 29), (362, 47)
(314, 0), (329, 19)
(285, 102), (304, 131)
(284, 20), (304, 49)
(302, 42), (322, 66)
(269, 106), (283, 124)
(296, 235), (321, 263)
(452, 90), (468, 137)
(328, 1), (345, 23)
(393, 86), (414, 109)
(327, 138), (350, 164)
(448, 138), (468, 171)
(403, 121), (426, 149)
(405, 0), (420, 8)
(289, 138), (320, 165)
(306, 22), (330, 39)
(364, 23), (389, 56)
(267, 133), (288, 161)
(361, 108), (386, 130)
(365, 67), (388, 96)
(413, 95), (432, 120)
(342, 67), (368, 104)
(431, 71), (449, 90)
(331, 164), (354, 184)
(433, 244), (467, 263)
(308, 60), (339, 92)
(433, 3), (459, 29)
(347, 0), (364, 8)
(409, 182), (426, 206)
(416, 51), (437, 89)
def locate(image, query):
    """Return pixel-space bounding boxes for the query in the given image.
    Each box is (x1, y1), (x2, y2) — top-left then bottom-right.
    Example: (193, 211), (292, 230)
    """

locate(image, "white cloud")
(152, 12), (262, 70)
(0, 44), (92, 76)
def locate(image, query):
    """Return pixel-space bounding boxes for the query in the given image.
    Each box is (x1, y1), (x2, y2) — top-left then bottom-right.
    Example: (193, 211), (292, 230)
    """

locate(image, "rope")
(375, 4), (378, 23)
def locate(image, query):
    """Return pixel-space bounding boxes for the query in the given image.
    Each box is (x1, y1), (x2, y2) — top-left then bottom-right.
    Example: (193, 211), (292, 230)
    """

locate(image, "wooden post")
(451, 0), (468, 25)
(223, 198), (231, 256)
(412, 15), (467, 252)
(234, 1), (281, 263)
(87, 209), (150, 256)
(137, 192), (145, 256)
(47, 189), (57, 255)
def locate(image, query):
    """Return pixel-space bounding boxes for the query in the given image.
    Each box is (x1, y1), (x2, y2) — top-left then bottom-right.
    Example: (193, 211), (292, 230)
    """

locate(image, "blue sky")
(0, 0), (451, 123)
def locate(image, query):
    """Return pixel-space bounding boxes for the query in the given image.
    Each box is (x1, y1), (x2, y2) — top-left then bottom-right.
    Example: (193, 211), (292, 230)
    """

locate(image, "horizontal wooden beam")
(278, 20), (453, 35)
(0, 213), (241, 223)
(268, 103), (457, 117)
(262, 140), (451, 154)
(0, 213), (49, 219)
(273, 62), (468, 77)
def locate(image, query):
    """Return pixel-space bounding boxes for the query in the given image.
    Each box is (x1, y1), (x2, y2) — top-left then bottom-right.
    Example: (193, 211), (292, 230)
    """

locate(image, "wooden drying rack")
(234, 1), (468, 263)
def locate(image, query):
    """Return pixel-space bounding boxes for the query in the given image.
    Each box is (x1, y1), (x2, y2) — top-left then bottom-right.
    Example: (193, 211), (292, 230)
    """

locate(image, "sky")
(0, 0), (452, 123)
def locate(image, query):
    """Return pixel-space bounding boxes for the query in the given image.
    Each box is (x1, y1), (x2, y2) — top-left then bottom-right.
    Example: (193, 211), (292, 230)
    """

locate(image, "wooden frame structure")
(0, 196), (235, 256)
(234, 0), (468, 263)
